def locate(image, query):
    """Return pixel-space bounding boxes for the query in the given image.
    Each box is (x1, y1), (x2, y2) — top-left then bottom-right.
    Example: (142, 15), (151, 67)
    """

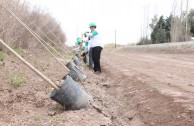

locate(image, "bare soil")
(0, 47), (194, 126)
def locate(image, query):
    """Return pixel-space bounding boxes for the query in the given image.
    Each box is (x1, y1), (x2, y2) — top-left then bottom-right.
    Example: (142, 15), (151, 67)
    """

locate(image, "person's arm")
(80, 45), (86, 54)
(85, 30), (98, 37)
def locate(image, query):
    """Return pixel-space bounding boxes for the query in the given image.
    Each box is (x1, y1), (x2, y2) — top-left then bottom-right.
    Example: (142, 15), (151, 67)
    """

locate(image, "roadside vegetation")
(0, 0), (67, 90)
(0, 0), (66, 51)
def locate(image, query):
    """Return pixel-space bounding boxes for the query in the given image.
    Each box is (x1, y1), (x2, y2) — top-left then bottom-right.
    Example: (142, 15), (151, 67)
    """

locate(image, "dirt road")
(99, 49), (194, 125)
(1, 48), (194, 125)
(103, 50), (194, 101)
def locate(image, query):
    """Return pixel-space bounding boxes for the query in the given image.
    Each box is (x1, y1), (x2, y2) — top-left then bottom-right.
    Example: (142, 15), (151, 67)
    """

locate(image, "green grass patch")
(15, 47), (25, 57)
(81, 62), (88, 69)
(10, 44), (25, 57)
(149, 83), (159, 89)
(9, 73), (26, 88)
(0, 51), (5, 61)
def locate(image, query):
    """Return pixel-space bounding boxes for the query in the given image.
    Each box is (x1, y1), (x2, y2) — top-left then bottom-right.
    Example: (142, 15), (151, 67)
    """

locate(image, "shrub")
(9, 73), (26, 88)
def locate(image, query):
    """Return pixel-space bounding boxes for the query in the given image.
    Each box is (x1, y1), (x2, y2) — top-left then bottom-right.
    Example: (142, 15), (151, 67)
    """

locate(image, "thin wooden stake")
(0, 39), (59, 90)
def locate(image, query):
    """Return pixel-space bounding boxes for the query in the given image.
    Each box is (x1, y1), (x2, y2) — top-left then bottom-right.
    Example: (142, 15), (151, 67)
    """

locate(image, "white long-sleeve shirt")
(86, 30), (103, 48)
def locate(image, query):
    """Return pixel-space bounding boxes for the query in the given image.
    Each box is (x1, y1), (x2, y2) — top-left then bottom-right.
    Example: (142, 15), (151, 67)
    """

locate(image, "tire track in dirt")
(94, 50), (194, 125)
(102, 50), (194, 98)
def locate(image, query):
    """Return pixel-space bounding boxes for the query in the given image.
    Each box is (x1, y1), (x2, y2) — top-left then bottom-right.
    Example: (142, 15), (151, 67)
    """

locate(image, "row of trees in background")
(189, 9), (194, 36)
(0, 0), (66, 50)
(151, 9), (194, 43)
(138, 0), (194, 45)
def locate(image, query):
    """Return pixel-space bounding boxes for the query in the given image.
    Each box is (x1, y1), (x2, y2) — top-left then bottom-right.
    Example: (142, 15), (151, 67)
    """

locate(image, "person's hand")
(84, 31), (89, 37)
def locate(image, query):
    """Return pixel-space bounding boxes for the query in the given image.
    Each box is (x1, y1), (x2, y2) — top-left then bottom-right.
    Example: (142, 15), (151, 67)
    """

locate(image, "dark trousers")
(92, 46), (103, 72)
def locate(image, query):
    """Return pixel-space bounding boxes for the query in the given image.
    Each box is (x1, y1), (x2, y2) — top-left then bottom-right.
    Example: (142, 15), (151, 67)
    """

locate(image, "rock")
(48, 111), (56, 116)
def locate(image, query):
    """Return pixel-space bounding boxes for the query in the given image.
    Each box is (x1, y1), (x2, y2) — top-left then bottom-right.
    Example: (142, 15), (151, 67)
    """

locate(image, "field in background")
(123, 41), (194, 54)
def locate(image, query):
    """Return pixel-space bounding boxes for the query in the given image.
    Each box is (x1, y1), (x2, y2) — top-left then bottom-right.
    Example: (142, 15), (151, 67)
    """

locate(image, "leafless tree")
(0, 0), (67, 50)
(170, 0), (190, 42)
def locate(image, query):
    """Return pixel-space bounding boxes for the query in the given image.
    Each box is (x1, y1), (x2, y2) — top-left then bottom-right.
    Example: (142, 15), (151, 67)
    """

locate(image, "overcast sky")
(27, 0), (194, 45)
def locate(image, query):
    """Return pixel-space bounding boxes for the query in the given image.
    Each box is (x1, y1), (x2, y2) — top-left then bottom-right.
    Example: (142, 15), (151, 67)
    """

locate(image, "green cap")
(89, 22), (96, 28)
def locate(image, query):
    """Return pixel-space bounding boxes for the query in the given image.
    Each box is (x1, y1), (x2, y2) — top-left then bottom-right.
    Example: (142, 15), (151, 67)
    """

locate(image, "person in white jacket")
(84, 22), (103, 74)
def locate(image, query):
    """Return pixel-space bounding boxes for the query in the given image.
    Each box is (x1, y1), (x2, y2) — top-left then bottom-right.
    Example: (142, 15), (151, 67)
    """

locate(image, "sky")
(26, 0), (194, 46)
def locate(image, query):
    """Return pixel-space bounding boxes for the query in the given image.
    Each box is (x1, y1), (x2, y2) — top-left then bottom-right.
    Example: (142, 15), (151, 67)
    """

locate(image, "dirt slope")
(0, 48), (194, 126)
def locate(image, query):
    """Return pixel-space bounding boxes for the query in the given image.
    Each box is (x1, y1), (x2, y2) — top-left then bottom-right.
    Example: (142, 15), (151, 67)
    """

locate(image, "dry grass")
(0, 0), (67, 50)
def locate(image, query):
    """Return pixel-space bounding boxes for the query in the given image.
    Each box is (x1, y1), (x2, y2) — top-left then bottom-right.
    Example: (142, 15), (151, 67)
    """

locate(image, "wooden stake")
(0, 39), (59, 90)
